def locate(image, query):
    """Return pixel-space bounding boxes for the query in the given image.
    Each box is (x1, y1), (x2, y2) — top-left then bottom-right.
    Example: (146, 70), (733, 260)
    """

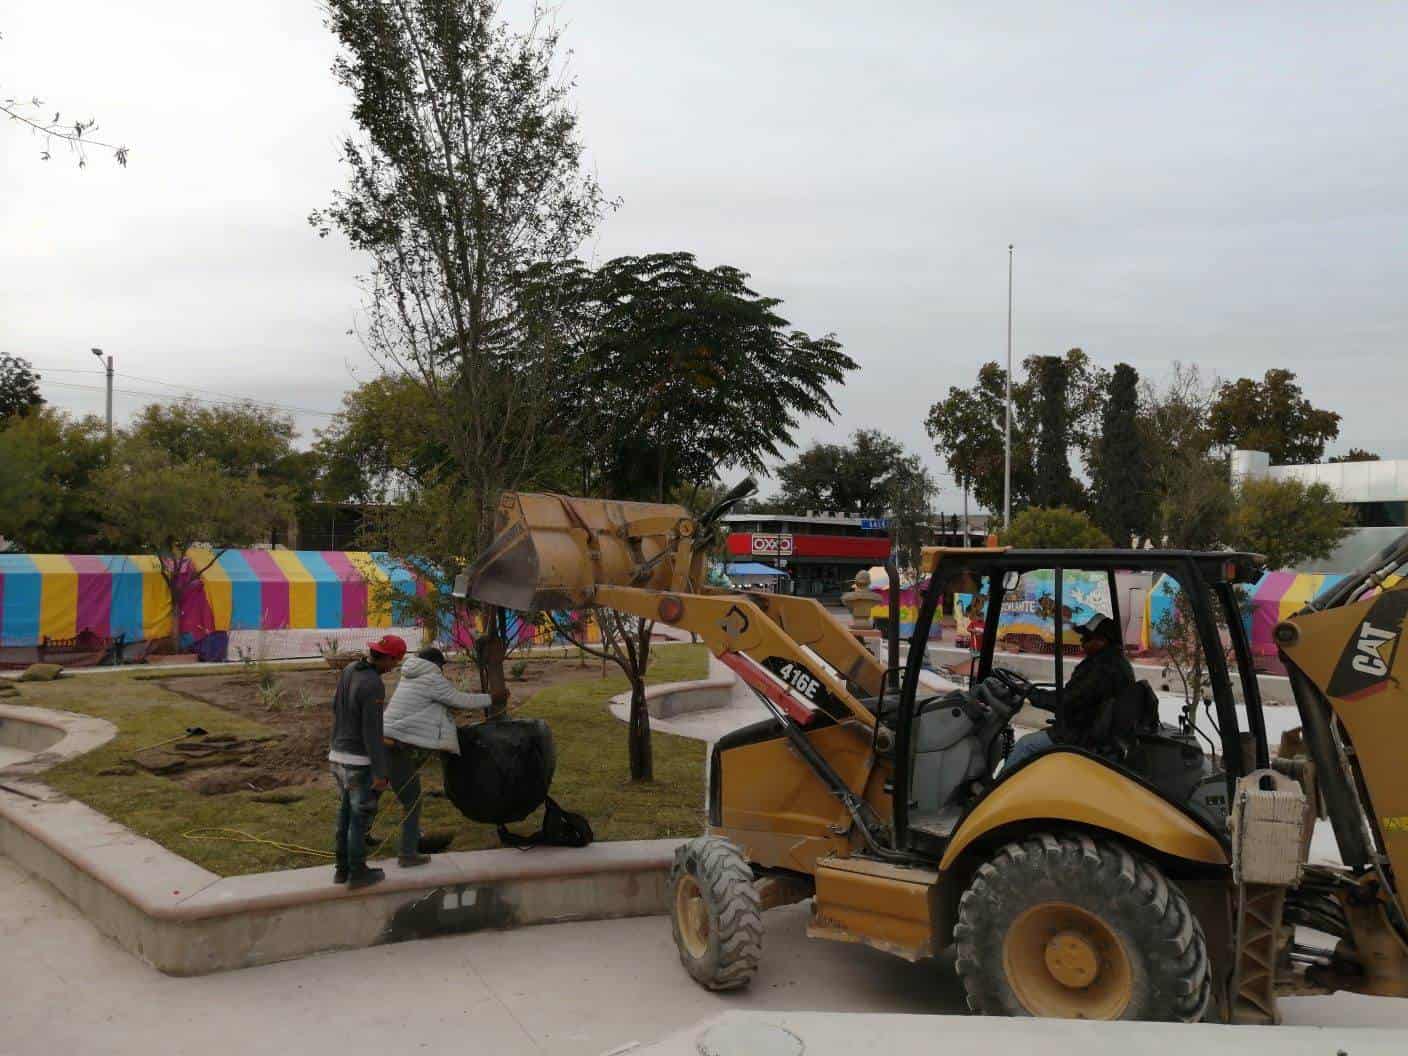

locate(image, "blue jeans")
(332, 762), (381, 872)
(1003, 730), (1054, 771)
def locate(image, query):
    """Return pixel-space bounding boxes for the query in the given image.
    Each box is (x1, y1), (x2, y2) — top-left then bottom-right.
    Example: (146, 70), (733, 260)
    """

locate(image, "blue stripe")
(294, 551), (344, 628)
(219, 550), (263, 629)
(370, 552), (417, 624)
(0, 554), (41, 647)
(101, 556), (147, 643)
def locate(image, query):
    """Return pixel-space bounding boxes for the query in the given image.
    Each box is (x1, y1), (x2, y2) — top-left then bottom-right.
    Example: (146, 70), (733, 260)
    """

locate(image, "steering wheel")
(989, 667), (1036, 701)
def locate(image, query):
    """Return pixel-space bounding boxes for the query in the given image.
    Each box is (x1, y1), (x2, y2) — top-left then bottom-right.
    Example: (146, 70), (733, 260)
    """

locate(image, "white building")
(1232, 450), (1408, 572)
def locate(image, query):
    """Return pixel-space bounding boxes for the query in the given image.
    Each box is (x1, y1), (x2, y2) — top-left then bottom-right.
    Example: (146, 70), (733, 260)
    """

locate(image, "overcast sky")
(4, 2), (1405, 510)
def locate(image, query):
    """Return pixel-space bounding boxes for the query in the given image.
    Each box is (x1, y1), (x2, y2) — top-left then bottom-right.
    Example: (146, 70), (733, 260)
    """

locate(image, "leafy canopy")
(0, 408), (106, 552)
(0, 353), (44, 422)
(999, 506), (1112, 549)
(1228, 477), (1354, 571)
(1209, 369), (1340, 464)
(533, 252), (856, 500)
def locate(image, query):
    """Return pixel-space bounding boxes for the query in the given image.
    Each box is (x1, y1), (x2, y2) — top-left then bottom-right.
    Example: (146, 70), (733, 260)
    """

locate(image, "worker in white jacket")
(383, 647), (505, 867)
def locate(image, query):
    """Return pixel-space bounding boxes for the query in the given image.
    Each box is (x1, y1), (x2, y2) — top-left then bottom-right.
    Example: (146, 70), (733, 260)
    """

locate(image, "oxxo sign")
(750, 533), (795, 558)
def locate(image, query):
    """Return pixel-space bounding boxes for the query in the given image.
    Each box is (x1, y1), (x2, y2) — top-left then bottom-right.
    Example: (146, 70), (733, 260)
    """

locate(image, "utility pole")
(91, 347), (113, 443)
(1003, 245), (1013, 529)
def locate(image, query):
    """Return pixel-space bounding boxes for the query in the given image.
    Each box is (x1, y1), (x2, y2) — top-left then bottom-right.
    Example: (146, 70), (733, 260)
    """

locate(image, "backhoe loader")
(462, 481), (1408, 1023)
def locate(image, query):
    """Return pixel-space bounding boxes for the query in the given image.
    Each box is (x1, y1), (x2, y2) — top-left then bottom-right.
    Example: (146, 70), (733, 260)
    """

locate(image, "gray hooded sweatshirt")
(383, 655), (493, 753)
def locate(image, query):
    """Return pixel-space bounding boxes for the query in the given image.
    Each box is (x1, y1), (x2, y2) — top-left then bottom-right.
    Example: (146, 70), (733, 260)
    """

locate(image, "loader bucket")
(464, 491), (699, 612)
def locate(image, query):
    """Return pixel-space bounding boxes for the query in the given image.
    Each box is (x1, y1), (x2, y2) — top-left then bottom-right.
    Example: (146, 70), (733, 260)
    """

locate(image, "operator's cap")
(1075, 616), (1121, 644)
(368, 634), (408, 660)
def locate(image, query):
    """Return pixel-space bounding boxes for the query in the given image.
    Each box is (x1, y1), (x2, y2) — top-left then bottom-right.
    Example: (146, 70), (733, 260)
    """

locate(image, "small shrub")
(509, 660), (528, 681)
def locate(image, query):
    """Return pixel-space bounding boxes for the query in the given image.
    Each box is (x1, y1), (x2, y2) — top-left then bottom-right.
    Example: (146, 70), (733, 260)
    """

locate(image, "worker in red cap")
(328, 634), (406, 888)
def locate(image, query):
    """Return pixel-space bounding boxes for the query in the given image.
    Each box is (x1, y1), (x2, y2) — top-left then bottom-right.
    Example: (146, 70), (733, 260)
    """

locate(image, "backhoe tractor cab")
(462, 485), (1408, 1024)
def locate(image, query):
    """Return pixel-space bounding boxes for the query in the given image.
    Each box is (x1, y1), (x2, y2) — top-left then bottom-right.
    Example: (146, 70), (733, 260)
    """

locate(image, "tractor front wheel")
(669, 836), (762, 991)
(954, 833), (1210, 1021)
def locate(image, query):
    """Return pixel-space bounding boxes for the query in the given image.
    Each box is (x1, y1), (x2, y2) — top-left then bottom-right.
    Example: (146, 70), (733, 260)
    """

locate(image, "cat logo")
(1327, 590), (1408, 702)
(719, 604), (751, 639)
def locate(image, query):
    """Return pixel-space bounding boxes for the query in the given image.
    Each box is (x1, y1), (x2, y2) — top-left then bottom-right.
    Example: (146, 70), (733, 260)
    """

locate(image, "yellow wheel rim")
(674, 875), (710, 960)
(1002, 902), (1133, 1019)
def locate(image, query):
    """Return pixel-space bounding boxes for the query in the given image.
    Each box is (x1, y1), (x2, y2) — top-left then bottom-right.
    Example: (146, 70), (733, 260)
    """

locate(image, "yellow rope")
(180, 752), (438, 861)
(183, 827), (334, 859)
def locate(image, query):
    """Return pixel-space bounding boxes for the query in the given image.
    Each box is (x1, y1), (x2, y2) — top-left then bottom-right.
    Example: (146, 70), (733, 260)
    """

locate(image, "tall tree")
(1208, 369), (1341, 463)
(95, 440), (290, 648)
(0, 353), (44, 422)
(1228, 478), (1354, 570)
(1031, 355), (1082, 508)
(312, 0), (609, 554)
(0, 408), (106, 551)
(1089, 363), (1152, 545)
(529, 253), (856, 501)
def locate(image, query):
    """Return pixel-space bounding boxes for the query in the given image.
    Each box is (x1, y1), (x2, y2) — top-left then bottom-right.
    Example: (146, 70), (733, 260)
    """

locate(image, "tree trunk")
(167, 585), (184, 654)
(627, 674), (653, 781)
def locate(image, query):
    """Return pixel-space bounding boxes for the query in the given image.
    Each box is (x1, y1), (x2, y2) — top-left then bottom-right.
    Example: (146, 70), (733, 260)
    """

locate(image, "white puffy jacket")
(383, 656), (492, 753)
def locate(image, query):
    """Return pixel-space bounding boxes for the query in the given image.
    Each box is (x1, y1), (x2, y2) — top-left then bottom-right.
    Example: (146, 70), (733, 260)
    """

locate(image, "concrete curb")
(0, 703), (683, 976)
(610, 654), (737, 719)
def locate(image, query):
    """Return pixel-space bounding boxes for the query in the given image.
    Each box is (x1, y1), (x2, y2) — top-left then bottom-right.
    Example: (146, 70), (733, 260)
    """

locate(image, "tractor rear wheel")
(954, 833), (1210, 1021)
(669, 836), (762, 991)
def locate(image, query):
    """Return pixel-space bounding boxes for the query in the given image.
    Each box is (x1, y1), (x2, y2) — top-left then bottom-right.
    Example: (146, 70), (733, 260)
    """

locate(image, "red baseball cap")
(367, 634), (407, 659)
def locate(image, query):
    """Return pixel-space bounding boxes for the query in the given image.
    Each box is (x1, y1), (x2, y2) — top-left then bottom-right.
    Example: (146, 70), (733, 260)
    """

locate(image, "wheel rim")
(1002, 901), (1133, 1019)
(674, 875), (710, 959)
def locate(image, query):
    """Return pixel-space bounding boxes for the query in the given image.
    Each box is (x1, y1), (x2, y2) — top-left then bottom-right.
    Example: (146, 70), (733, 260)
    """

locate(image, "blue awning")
(725, 562), (787, 578)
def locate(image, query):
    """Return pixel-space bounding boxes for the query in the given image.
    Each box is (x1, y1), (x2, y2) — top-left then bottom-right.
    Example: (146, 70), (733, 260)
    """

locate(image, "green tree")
(1089, 363), (1153, 545)
(95, 441), (291, 648)
(998, 506), (1112, 549)
(0, 408), (106, 551)
(0, 353), (44, 422)
(312, 0), (607, 555)
(1208, 369), (1341, 463)
(1031, 355), (1084, 508)
(531, 252), (856, 501)
(925, 349), (1104, 516)
(1228, 477), (1354, 570)
(1328, 448), (1380, 463)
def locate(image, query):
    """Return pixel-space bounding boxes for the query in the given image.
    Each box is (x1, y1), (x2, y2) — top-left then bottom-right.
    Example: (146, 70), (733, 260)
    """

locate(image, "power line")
(39, 379), (338, 418)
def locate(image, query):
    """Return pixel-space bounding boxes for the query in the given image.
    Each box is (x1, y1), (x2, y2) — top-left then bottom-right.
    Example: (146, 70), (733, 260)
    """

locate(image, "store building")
(1232, 450), (1408, 572)
(722, 512), (988, 599)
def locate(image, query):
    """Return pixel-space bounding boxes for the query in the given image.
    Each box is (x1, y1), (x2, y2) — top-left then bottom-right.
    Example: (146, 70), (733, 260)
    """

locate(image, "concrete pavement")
(5, 854), (1408, 1056)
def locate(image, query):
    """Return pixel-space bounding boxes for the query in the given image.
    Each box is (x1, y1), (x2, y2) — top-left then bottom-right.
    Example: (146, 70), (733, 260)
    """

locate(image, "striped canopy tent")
(0, 554), (183, 648)
(1139, 570), (1403, 656)
(184, 549), (428, 636)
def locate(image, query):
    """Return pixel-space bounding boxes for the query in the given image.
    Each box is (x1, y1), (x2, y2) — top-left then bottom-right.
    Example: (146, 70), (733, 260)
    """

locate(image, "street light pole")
(91, 347), (113, 443)
(1004, 245), (1013, 530)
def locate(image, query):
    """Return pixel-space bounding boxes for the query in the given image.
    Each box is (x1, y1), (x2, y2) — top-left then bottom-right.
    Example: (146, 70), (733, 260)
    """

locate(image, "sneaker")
(346, 867), (386, 890)
(398, 853), (431, 868)
(333, 867), (349, 884)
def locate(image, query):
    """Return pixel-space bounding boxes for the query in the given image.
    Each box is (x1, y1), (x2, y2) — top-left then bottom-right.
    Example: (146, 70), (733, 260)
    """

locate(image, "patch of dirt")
(163, 660), (605, 797)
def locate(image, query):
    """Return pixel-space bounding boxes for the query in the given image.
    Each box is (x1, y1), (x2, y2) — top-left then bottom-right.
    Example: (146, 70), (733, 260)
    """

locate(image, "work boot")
(333, 867), (349, 884)
(346, 866), (385, 890)
(398, 853), (431, 868)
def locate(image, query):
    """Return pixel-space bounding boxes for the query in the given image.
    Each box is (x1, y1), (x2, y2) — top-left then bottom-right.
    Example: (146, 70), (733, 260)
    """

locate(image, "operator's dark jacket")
(329, 659), (391, 780)
(1030, 646), (1136, 747)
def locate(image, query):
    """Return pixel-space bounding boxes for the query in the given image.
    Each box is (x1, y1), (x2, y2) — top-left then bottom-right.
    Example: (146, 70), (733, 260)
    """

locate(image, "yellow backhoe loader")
(461, 482), (1408, 1023)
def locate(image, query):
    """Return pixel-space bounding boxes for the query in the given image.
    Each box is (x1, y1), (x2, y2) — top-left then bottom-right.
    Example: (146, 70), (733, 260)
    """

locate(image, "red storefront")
(723, 514), (891, 599)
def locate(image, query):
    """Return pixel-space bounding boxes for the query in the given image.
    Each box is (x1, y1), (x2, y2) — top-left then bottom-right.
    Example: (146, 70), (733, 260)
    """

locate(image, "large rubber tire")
(669, 836), (762, 991)
(954, 833), (1210, 1022)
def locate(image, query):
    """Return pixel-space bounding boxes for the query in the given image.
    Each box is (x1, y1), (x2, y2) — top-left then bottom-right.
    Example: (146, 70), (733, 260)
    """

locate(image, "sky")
(3, 2), (1406, 512)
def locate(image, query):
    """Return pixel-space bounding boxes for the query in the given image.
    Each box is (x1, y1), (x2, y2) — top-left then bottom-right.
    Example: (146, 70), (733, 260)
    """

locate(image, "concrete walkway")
(5, 854), (1407, 1055)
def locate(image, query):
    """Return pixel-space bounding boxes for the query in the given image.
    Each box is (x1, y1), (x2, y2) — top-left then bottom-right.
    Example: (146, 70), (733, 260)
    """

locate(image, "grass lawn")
(10, 646), (709, 876)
